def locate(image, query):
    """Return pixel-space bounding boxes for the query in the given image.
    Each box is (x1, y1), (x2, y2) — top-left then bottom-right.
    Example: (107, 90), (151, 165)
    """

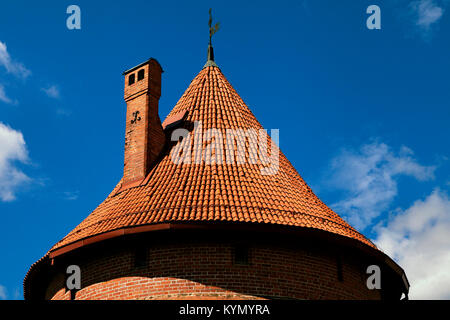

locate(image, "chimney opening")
(128, 73), (135, 86)
(137, 69), (145, 81)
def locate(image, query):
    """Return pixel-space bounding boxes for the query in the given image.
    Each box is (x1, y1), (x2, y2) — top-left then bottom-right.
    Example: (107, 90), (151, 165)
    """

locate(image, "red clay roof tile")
(49, 65), (376, 252)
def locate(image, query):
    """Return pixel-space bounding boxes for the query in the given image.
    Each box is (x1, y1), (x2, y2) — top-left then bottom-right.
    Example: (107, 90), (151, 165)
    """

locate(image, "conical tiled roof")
(50, 64), (376, 252)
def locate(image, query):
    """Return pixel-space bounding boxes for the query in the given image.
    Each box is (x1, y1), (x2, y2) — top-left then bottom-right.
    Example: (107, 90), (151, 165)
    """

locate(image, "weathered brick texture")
(47, 236), (381, 300)
(123, 59), (165, 186)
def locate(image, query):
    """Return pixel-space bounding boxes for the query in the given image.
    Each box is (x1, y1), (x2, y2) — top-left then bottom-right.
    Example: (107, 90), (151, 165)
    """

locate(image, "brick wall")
(46, 231), (382, 300)
(123, 59), (165, 186)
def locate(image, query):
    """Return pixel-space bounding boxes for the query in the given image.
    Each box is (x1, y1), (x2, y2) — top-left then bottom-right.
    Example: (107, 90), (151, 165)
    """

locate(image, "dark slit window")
(134, 247), (147, 268)
(128, 73), (135, 86)
(137, 69), (145, 81)
(336, 255), (343, 282)
(234, 245), (249, 265)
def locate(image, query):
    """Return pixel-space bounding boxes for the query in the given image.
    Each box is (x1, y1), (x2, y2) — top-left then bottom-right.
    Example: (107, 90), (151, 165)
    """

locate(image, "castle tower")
(24, 42), (409, 300)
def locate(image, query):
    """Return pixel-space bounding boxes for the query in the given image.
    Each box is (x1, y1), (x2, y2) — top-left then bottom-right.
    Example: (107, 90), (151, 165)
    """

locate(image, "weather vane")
(208, 8), (220, 45)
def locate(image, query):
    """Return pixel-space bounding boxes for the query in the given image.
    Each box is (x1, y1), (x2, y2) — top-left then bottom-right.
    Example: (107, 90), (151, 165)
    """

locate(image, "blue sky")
(0, 0), (449, 299)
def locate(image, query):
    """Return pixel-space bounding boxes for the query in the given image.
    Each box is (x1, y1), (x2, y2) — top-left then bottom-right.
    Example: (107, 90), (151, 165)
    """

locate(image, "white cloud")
(413, 0), (444, 28)
(56, 108), (72, 116)
(13, 288), (20, 300)
(409, 0), (446, 39)
(0, 41), (31, 79)
(0, 285), (7, 300)
(62, 191), (79, 201)
(0, 84), (15, 104)
(325, 142), (435, 229)
(0, 122), (31, 201)
(42, 85), (60, 99)
(374, 189), (450, 299)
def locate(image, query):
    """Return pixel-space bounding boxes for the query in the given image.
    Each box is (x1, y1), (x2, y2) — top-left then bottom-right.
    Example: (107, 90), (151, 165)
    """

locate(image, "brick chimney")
(122, 58), (165, 188)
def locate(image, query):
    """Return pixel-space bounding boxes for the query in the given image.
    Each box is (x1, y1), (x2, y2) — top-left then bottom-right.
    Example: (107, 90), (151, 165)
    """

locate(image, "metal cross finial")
(208, 8), (220, 46)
